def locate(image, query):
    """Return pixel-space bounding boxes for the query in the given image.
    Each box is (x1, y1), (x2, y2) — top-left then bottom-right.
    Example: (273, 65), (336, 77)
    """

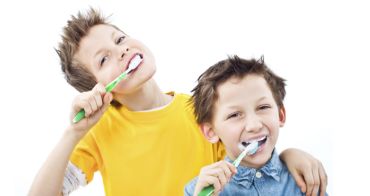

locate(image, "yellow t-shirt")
(70, 92), (225, 195)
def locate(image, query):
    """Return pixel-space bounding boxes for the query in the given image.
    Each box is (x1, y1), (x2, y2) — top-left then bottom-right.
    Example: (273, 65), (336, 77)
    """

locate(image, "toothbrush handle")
(73, 109), (85, 123)
(198, 185), (214, 196)
(72, 83), (111, 124)
(72, 72), (128, 124)
(197, 152), (244, 196)
(72, 75), (117, 124)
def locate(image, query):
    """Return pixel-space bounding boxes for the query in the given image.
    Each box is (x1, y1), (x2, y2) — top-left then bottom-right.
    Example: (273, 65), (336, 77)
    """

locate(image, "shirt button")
(256, 171), (262, 178)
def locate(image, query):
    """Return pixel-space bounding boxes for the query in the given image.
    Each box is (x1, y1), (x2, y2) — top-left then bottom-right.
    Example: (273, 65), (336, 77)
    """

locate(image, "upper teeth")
(245, 136), (266, 144)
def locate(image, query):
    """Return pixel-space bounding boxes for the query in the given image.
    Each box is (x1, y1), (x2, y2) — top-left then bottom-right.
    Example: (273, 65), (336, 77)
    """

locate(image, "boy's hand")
(193, 160), (237, 196)
(280, 148), (328, 196)
(68, 83), (113, 139)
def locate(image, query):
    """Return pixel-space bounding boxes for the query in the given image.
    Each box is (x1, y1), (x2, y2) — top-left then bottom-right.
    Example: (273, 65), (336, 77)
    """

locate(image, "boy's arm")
(28, 83), (112, 196)
(280, 148), (328, 196)
(28, 129), (81, 196)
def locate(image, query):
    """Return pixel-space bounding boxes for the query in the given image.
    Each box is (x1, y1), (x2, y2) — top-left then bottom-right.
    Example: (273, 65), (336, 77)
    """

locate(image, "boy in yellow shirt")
(29, 8), (327, 196)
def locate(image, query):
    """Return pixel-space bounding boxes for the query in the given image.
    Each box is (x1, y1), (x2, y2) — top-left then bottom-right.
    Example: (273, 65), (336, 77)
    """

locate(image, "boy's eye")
(227, 112), (241, 119)
(258, 104), (271, 110)
(116, 36), (126, 44)
(100, 56), (108, 66)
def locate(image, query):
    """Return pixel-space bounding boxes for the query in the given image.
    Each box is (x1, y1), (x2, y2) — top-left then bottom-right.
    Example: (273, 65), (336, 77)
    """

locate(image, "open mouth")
(126, 53), (143, 74)
(241, 135), (267, 148)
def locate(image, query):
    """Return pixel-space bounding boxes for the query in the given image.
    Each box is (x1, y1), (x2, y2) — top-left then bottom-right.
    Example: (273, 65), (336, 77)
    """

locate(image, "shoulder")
(173, 92), (192, 105)
(279, 162), (305, 195)
(85, 105), (121, 140)
(173, 92), (194, 111)
(91, 105), (120, 128)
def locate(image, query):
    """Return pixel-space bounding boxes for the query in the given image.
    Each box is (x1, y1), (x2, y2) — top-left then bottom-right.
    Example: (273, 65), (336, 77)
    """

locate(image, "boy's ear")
(279, 105), (286, 127)
(200, 123), (219, 143)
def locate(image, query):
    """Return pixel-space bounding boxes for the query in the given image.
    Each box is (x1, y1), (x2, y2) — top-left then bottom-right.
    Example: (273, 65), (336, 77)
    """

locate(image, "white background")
(1, 0), (369, 195)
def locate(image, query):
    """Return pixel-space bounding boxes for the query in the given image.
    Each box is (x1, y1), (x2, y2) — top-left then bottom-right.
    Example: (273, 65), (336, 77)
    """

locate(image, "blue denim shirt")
(185, 150), (327, 196)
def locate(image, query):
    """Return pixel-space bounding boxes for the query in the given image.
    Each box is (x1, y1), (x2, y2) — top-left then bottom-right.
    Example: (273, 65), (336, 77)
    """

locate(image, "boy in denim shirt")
(185, 55), (328, 196)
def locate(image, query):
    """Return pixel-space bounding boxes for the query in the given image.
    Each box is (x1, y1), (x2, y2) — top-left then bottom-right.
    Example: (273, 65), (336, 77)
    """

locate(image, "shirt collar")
(225, 149), (283, 189)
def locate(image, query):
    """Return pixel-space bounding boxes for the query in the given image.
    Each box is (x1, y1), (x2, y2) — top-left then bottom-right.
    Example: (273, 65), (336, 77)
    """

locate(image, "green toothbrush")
(73, 54), (142, 123)
(198, 141), (259, 196)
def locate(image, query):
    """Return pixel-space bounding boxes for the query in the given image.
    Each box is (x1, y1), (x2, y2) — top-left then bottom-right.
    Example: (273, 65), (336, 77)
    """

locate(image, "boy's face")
(201, 74), (286, 168)
(75, 24), (156, 94)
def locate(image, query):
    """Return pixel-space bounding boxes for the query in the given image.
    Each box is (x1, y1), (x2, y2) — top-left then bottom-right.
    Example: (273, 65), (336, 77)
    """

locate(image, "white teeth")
(127, 54), (142, 71)
(257, 136), (267, 141)
(238, 143), (246, 151)
(243, 135), (267, 144)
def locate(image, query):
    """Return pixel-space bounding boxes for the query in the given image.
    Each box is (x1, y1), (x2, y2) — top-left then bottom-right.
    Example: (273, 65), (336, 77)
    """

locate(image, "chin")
(135, 62), (156, 81)
(243, 145), (274, 168)
(123, 73), (157, 94)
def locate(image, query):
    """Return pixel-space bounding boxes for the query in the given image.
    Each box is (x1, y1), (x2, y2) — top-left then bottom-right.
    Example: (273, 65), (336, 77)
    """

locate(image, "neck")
(114, 79), (173, 111)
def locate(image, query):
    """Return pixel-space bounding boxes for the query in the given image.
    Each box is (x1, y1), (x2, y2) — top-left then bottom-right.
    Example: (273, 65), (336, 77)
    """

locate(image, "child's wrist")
(64, 126), (84, 144)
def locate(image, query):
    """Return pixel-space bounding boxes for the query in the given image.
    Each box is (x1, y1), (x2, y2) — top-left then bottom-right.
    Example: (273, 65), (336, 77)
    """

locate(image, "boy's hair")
(191, 55), (286, 124)
(56, 8), (108, 92)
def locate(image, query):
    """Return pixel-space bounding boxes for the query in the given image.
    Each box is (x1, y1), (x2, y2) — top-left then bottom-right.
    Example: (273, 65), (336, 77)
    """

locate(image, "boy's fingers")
(208, 160), (223, 169)
(89, 83), (107, 111)
(208, 176), (221, 193)
(93, 83), (107, 108)
(303, 168), (314, 196)
(291, 170), (306, 193)
(89, 95), (98, 112)
(103, 93), (113, 106)
(219, 162), (233, 180)
(93, 83), (106, 92)
(197, 175), (220, 194)
(222, 166), (232, 181)
(93, 93), (112, 117)
(311, 169), (320, 196)
(93, 90), (103, 108)
(226, 161), (237, 174)
(319, 163), (327, 196)
(72, 93), (86, 112)
(81, 99), (92, 117)
(214, 168), (227, 187)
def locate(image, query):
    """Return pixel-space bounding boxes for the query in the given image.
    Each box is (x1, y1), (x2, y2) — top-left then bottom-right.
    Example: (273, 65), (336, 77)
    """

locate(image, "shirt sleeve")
(69, 131), (101, 184)
(62, 161), (87, 195)
(184, 177), (198, 196)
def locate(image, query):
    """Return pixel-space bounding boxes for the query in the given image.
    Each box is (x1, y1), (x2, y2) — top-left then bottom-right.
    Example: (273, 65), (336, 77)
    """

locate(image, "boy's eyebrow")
(93, 32), (116, 58)
(257, 96), (268, 102)
(224, 96), (269, 109)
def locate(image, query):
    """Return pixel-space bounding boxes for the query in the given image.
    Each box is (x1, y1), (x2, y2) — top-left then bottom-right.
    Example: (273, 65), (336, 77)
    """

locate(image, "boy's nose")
(120, 46), (129, 59)
(245, 115), (263, 133)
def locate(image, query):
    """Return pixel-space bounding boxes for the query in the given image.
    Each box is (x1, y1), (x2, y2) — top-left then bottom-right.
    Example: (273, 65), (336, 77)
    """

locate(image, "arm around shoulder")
(280, 148), (328, 196)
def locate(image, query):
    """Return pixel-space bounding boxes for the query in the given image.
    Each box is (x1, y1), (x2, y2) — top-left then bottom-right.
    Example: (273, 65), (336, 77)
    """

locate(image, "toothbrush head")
(233, 141), (259, 167)
(245, 141), (259, 155)
(126, 54), (142, 73)
(105, 54), (143, 93)
(239, 141), (259, 156)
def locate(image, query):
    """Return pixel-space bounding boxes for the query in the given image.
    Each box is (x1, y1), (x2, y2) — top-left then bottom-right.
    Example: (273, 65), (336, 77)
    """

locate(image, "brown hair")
(191, 55), (286, 124)
(56, 8), (108, 92)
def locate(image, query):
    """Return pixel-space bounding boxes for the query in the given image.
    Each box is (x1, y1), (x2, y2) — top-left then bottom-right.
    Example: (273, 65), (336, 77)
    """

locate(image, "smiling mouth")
(125, 53), (143, 73)
(241, 136), (268, 148)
